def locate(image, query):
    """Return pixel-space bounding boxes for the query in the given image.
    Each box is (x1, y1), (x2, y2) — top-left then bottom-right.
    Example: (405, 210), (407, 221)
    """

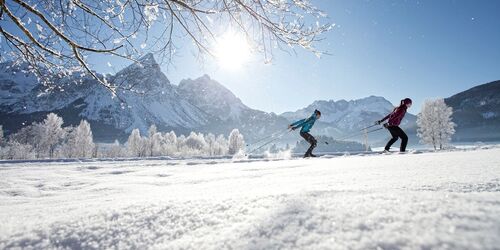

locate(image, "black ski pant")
(385, 126), (408, 152)
(300, 131), (317, 156)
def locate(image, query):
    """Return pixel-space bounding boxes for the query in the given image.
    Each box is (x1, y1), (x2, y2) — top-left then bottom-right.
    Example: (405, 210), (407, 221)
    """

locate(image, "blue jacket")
(291, 113), (318, 133)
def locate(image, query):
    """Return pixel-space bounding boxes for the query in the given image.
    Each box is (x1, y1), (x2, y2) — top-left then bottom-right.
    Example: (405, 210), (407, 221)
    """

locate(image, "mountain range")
(445, 80), (500, 141)
(281, 96), (417, 139)
(0, 54), (209, 141)
(0, 54), (498, 143)
(0, 54), (289, 142)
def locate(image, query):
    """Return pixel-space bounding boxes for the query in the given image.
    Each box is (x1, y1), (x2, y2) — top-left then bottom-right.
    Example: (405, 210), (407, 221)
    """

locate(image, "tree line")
(0, 98), (457, 160)
(0, 113), (245, 160)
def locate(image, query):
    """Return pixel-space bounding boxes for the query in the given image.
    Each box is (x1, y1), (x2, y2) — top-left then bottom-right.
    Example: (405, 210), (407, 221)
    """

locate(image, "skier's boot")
(304, 148), (314, 158)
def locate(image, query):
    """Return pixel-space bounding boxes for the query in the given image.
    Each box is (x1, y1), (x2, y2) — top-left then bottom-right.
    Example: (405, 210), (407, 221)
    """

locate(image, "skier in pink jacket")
(377, 98), (412, 152)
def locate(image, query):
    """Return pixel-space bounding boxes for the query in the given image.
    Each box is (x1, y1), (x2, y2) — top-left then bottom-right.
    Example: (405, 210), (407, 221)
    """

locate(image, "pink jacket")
(381, 106), (407, 126)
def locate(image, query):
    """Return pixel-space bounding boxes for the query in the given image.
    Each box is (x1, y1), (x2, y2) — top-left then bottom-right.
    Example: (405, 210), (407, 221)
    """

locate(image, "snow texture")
(1, 148), (500, 249)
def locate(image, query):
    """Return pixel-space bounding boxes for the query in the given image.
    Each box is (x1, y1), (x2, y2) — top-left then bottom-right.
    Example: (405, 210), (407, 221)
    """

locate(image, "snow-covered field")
(1, 149), (500, 249)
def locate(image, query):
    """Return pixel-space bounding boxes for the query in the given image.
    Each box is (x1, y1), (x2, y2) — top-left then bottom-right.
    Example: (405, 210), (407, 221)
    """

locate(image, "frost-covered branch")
(0, 0), (332, 92)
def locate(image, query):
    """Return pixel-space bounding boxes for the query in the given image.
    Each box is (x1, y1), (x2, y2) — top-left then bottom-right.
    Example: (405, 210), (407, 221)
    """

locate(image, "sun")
(213, 32), (251, 70)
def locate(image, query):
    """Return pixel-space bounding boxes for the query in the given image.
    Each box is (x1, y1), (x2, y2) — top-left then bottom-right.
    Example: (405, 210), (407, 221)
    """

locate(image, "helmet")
(314, 109), (321, 116)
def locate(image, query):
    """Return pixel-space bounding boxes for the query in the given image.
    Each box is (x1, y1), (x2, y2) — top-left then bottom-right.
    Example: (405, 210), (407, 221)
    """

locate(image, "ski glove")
(375, 120), (382, 125)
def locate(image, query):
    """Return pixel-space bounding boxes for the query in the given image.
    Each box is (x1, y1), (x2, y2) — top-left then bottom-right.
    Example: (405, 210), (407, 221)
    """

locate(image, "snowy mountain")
(0, 54), (209, 141)
(0, 54), (428, 144)
(177, 75), (290, 142)
(281, 96), (417, 138)
(0, 55), (290, 142)
(178, 75), (248, 121)
(103, 54), (209, 130)
(445, 80), (500, 141)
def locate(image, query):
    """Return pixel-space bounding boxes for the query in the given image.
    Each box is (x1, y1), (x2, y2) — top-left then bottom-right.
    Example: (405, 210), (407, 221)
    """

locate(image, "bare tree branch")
(0, 0), (332, 94)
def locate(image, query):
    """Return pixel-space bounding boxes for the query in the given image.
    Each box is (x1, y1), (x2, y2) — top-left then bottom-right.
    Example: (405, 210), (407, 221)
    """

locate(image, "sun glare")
(214, 32), (251, 70)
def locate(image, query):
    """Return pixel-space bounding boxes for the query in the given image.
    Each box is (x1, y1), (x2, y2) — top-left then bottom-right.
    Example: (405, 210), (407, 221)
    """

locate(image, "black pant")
(385, 126), (408, 152)
(300, 132), (317, 156)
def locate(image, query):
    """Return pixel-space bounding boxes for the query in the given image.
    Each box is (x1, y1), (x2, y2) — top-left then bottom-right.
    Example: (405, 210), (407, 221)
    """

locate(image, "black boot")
(304, 149), (313, 158)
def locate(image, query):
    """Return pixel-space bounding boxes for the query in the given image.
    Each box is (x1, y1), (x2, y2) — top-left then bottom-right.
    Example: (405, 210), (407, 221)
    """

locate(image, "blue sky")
(141, 0), (499, 114)
(5, 0), (499, 115)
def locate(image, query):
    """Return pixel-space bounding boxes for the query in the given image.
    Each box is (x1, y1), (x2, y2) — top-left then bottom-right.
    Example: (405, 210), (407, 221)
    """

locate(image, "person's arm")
(290, 118), (305, 127)
(380, 114), (390, 122)
(377, 112), (391, 124)
(289, 117), (310, 130)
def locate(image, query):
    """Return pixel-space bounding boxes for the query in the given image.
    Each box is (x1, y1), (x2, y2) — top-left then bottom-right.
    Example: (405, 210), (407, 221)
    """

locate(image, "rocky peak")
(111, 53), (171, 92)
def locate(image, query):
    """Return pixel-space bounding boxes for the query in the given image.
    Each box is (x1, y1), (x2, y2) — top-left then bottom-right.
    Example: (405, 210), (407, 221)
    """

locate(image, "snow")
(177, 74), (248, 121)
(482, 112), (497, 119)
(1, 148), (500, 249)
(0, 56), (209, 134)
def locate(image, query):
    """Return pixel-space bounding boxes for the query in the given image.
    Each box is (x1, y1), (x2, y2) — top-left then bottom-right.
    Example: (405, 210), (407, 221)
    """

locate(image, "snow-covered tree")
(162, 131), (178, 156)
(36, 113), (67, 158)
(228, 129), (245, 155)
(58, 126), (75, 158)
(204, 133), (217, 156)
(127, 129), (146, 157)
(185, 132), (207, 152)
(106, 140), (124, 158)
(417, 99), (456, 150)
(0, 125), (4, 146)
(65, 120), (95, 158)
(176, 134), (191, 156)
(0, 0), (331, 91)
(214, 135), (229, 156)
(4, 141), (35, 160)
(146, 125), (163, 157)
(7, 124), (43, 157)
(8, 126), (33, 145)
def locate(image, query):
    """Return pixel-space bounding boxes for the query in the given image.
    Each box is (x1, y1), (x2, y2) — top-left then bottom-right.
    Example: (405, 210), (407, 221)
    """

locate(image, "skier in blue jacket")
(288, 109), (321, 158)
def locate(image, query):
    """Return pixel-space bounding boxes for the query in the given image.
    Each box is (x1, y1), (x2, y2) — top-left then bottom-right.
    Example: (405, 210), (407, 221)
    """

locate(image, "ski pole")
(336, 127), (384, 141)
(246, 129), (288, 147)
(359, 124), (379, 131)
(320, 126), (383, 145)
(246, 130), (290, 155)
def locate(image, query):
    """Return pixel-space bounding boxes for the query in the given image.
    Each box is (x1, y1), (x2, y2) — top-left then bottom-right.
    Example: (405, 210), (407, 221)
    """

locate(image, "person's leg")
(300, 132), (310, 156)
(397, 127), (408, 152)
(384, 126), (399, 151)
(308, 134), (318, 156)
(300, 132), (316, 157)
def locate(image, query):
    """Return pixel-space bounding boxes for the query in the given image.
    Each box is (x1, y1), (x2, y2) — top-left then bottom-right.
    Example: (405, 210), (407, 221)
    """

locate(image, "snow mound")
(232, 149), (249, 161)
(264, 149), (293, 160)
